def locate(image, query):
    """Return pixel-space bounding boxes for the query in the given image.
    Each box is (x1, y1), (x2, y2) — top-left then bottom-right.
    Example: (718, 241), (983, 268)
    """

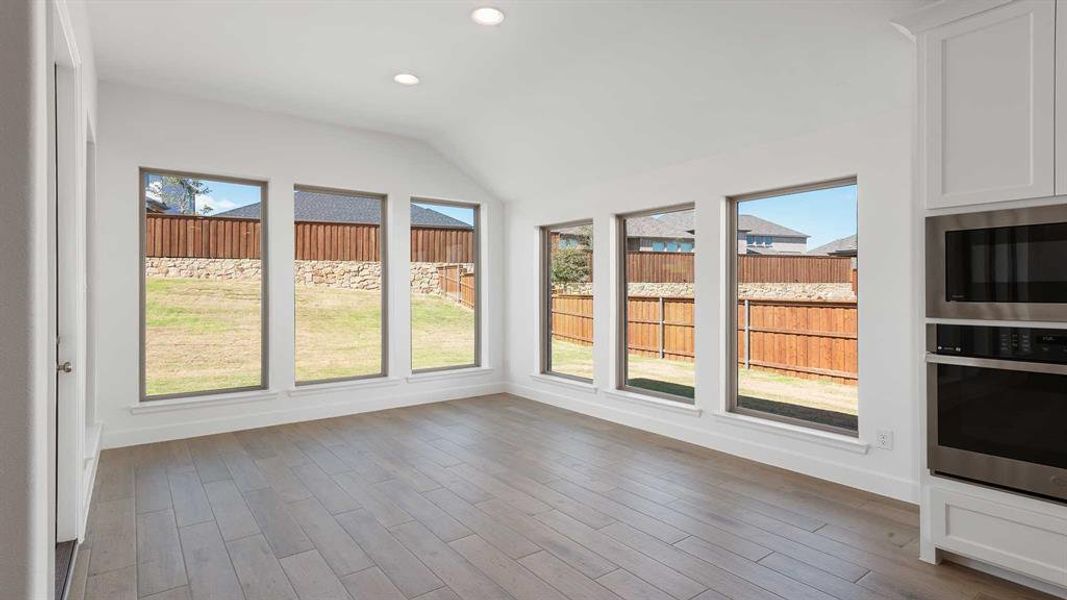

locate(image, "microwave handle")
(926, 353), (1067, 375)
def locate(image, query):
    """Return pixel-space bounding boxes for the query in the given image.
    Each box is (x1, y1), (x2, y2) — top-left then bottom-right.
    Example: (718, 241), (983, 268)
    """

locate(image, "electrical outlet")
(875, 430), (894, 450)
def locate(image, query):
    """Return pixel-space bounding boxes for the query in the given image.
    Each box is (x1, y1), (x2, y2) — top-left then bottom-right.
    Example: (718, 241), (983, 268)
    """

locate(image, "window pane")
(143, 171), (265, 397)
(621, 207), (695, 402)
(544, 223), (593, 380)
(410, 200), (478, 371)
(734, 183), (858, 433)
(294, 188), (385, 383)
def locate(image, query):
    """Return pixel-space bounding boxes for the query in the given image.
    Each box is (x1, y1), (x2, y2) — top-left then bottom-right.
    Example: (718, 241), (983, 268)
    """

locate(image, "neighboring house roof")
(655, 211), (694, 234)
(626, 215), (694, 239)
(637, 211), (807, 239)
(737, 214), (808, 239)
(214, 189), (472, 229)
(807, 234), (857, 256)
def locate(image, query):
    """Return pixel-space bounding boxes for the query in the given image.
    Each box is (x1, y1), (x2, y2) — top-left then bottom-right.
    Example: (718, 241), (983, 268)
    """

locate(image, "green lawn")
(145, 278), (476, 396)
(145, 278), (263, 396)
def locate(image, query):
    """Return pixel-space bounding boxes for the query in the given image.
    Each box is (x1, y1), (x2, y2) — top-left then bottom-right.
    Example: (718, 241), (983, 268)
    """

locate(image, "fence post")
(743, 298), (751, 370)
(658, 296), (666, 359)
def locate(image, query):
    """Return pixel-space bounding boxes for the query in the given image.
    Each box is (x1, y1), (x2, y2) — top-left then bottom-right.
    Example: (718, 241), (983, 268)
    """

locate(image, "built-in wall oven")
(928, 324), (1067, 502)
(927, 204), (1067, 321)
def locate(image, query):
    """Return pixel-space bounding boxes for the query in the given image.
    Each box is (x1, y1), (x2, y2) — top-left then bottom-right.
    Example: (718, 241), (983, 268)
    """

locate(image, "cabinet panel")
(930, 487), (1067, 587)
(924, 0), (1055, 209)
(1057, 0), (1067, 193)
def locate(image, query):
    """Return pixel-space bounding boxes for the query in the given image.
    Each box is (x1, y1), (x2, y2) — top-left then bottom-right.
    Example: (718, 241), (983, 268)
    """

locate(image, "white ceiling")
(85, 0), (920, 202)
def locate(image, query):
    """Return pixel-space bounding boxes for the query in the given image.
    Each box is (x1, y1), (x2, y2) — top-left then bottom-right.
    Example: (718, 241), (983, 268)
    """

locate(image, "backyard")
(145, 278), (475, 395)
(550, 338), (857, 423)
(147, 278), (856, 425)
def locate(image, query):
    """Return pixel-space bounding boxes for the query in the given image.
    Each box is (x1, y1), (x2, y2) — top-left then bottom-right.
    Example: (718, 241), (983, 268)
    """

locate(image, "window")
(680, 242), (694, 253)
(729, 178), (858, 434)
(410, 199), (480, 372)
(294, 186), (386, 384)
(618, 205), (695, 403)
(141, 169), (267, 399)
(652, 240), (666, 252)
(541, 221), (594, 381)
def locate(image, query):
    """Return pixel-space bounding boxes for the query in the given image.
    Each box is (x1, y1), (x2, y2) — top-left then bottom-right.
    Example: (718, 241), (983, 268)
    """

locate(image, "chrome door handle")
(57, 361), (72, 374)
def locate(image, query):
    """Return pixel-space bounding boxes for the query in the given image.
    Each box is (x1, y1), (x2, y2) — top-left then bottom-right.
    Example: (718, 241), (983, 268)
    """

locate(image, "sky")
(413, 201), (475, 226)
(740, 184), (857, 250)
(193, 179), (262, 214)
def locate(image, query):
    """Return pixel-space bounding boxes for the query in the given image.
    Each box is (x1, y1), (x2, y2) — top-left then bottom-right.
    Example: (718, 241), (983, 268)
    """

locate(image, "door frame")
(51, 0), (89, 546)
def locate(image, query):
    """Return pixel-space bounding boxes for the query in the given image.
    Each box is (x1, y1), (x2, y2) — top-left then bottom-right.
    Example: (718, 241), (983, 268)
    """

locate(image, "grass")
(549, 338), (857, 419)
(145, 278), (263, 396)
(145, 277), (476, 396)
(410, 293), (475, 370)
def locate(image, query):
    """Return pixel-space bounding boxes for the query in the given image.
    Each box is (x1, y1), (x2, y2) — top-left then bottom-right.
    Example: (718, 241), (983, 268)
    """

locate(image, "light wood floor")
(69, 394), (1057, 600)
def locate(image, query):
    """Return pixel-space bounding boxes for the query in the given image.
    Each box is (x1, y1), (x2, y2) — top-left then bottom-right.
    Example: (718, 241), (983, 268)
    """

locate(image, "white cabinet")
(929, 486), (1067, 588)
(1057, 0), (1067, 192)
(918, 0), (1056, 209)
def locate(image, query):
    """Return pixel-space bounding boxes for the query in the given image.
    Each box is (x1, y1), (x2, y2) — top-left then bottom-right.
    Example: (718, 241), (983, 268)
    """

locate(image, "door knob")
(57, 361), (72, 374)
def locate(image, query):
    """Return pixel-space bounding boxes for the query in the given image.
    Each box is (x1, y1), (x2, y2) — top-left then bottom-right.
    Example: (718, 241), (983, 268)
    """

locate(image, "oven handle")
(926, 353), (1067, 375)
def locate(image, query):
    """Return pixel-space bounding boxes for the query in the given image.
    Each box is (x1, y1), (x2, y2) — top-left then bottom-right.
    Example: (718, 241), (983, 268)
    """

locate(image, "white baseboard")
(102, 381), (506, 448)
(508, 382), (919, 503)
(81, 422), (103, 539)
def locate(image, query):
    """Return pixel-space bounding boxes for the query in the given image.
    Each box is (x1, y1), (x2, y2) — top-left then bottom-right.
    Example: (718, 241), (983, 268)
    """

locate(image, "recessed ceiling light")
(471, 6), (505, 26)
(393, 73), (420, 86)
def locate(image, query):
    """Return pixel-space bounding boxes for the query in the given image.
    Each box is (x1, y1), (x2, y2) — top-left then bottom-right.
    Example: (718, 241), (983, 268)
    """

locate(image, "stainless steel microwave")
(927, 205), (1067, 321)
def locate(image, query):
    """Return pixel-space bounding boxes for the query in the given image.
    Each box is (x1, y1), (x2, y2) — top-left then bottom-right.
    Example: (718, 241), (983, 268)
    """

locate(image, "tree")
(551, 247), (592, 285)
(149, 175), (211, 214)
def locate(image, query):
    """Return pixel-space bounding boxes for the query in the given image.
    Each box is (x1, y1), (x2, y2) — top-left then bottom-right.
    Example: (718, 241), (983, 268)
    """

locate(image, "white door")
(922, 0), (1055, 209)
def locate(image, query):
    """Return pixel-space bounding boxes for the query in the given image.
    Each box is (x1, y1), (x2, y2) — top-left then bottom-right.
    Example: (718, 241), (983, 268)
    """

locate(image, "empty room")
(3, 0), (1067, 599)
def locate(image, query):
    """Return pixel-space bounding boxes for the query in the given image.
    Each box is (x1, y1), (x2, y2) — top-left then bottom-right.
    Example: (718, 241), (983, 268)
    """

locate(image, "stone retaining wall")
(145, 257), (474, 295)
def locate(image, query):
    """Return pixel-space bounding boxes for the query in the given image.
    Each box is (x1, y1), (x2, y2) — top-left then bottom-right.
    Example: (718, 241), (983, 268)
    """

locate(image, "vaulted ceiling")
(86, 0), (920, 201)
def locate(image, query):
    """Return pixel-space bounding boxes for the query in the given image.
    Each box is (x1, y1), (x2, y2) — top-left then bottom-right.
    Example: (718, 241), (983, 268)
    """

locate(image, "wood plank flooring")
(73, 394), (1058, 600)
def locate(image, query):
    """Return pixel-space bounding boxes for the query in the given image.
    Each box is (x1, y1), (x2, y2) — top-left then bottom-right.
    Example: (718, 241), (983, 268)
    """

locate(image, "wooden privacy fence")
(627, 252), (695, 283)
(737, 298), (857, 385)
(550, 294), (858, 385)
(145, 214), (473, 262)
(438, 265), (476, 308)
(569, 251), (853, 284)
(737, 255), (853, 284)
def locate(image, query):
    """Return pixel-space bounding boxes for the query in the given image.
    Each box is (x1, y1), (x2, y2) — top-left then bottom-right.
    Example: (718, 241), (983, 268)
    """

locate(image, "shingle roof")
(626, 211), (806, 239)
(737, 214), (808, 238)
(625, 214), (694, 239)
(215, 189), (472, 229)
(807, 234), (857, 256)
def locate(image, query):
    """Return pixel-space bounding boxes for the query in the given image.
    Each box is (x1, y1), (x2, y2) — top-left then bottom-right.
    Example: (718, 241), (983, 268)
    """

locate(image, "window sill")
(130, 390), (278, 414)
(711, 411), (869, 454)
(530, 373), (597, 393)
(288, 376), (402, 398)
(406, 366), (494, 384)
(603, 389), (703, 416)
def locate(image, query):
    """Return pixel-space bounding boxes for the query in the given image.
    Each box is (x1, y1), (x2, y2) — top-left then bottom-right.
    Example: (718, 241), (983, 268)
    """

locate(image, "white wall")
(505, 106), (919, 502)
(95, 82), (505, 447)
(0, 2), (50, 596)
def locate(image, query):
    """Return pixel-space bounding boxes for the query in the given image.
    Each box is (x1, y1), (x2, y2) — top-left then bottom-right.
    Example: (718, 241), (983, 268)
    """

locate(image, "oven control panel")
(936, 325), (1067, 364)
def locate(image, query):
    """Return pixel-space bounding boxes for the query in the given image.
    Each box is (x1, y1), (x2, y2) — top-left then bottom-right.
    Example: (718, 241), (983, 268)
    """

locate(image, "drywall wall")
(95, 82), (505, 447)
(0, 2), (50, 596)
(505, 105), (919, 501)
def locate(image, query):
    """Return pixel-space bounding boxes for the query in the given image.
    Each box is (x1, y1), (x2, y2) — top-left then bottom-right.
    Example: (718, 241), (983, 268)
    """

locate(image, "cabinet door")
(1057, 0), (1067, 193)
(923, 0), (1055, 209)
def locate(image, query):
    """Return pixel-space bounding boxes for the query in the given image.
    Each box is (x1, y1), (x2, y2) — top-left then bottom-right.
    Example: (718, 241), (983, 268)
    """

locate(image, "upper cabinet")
(920, 0), (1055, 209)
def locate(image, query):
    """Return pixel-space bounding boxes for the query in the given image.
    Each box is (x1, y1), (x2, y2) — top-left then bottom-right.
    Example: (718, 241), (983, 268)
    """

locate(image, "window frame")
(139, 167), (270, 402)
(539, 219), (594, 383)
(726, 176), (858, 436)
(293, 184), (389, 386)
(615, 203), (696, 404)
(409, 197), (482, 374)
